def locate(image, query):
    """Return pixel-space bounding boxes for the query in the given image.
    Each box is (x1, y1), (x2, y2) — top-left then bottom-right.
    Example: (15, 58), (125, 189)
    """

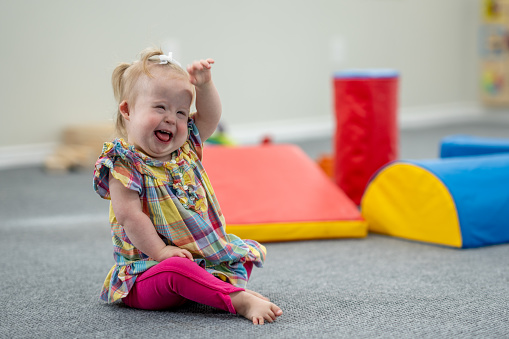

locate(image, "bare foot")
(230, 291), (283, 325)
(244, 289), (270, 301)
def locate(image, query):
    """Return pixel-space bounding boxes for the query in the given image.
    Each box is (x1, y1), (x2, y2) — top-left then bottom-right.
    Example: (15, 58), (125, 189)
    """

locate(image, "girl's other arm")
(109, 173), (193, 262)
(187, 59), (222, 141)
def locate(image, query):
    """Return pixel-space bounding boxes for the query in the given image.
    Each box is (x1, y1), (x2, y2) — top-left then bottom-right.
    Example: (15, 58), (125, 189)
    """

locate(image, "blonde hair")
(111, 47), (190, 138)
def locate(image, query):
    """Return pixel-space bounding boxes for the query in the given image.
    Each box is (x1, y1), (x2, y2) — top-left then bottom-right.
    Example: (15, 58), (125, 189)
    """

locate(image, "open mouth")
(155, 130), (173, 142)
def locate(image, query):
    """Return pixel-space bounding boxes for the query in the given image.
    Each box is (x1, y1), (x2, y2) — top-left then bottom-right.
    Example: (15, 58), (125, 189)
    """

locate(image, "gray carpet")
(2, 119), (509, 338)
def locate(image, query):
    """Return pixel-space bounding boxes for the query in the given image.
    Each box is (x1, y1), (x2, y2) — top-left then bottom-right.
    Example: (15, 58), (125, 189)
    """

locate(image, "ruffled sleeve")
(187, 117), (203, 161)
(93, 139), (144, 199)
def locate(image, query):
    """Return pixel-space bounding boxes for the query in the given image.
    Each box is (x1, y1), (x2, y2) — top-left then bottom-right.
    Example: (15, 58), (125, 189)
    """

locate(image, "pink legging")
(123, 257), (253, 314)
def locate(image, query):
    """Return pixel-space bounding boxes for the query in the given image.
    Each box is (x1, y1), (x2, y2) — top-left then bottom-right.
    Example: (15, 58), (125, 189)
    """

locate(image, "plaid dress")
(93, 119), (266, 303)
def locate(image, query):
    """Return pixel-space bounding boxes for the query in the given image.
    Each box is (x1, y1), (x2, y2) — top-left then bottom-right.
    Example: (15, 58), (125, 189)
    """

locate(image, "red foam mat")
(202, 144), (367, 242)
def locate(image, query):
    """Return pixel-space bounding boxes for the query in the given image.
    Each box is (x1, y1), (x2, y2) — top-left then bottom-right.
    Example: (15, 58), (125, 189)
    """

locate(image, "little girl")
(93, 48), (283, 325)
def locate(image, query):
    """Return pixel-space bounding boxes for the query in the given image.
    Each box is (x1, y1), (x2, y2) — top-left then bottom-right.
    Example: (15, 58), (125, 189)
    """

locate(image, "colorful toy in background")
(481, 68), (505, 95)
(316, 154), (334, 179)
(484, 0), (506, 22)
(361, 135), (509, 249)
(45, 124), (115, 172)
(480, 0), (509, 105)
(205, 122), (236, 146)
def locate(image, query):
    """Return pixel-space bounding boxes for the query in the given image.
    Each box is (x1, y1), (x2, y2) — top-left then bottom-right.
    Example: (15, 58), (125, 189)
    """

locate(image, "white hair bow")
(155, 52), (182, 67)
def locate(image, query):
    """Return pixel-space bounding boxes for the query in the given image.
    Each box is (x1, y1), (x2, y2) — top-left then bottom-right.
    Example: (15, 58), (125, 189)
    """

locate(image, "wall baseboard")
(228, 102), (487, 144)
(0, 102), (493, 170)
(0, 143), (57, 170)
(398, 102), (485, 129)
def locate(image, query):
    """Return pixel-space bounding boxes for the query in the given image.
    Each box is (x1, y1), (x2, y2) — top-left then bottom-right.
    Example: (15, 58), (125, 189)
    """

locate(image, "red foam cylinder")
(333, 70), (399, 205)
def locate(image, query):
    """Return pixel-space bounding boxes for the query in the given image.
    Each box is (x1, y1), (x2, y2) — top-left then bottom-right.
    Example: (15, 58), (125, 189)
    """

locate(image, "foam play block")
(361, 154), (509, 248)
(333, 69), (399, 205)
(202, 144), (367, 242)
(440, 134), (509, 158)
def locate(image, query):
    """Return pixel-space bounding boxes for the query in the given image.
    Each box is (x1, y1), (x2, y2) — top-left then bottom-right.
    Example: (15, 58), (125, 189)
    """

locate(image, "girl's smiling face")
(120, 67), (194, 162)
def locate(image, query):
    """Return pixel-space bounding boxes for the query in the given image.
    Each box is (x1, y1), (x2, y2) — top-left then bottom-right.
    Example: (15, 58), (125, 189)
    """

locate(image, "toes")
(271, 304), (283, 316)
(268, 311), (276, 322)
(253, 317), (264, 325)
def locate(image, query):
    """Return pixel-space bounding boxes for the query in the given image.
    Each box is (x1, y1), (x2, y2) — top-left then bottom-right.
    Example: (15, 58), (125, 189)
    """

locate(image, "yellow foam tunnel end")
(361, 163), (463, 248)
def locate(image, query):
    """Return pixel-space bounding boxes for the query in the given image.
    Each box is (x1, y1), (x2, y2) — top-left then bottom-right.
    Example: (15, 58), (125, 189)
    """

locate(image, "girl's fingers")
(187, 61), (201, 73)
(176, 250), (192, 260)
(189, 59), (214, 72)
(200, 59), (214, 69)
(186, 59), (213, 85)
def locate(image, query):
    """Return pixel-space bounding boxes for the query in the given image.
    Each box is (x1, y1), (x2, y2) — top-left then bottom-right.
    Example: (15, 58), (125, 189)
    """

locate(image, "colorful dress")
(93, 119), (266, 303)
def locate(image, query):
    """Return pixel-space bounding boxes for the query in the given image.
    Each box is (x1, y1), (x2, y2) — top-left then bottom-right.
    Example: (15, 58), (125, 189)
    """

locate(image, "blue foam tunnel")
(362, 153), (509, 248)
(440, 135), (509, 158)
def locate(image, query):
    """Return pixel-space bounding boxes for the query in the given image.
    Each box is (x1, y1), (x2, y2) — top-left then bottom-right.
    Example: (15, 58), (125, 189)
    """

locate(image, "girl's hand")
(160, 245), (193, 261)
(187, 59), (214, 86)
(187, 57), (222, 142)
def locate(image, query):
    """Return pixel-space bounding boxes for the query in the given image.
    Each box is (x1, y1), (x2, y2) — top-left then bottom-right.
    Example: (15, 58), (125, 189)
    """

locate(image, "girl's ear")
(119, 101), (130, 121)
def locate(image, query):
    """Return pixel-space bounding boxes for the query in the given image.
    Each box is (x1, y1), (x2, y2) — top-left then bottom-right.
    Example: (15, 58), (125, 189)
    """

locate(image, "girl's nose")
(165, 112), (176, 125)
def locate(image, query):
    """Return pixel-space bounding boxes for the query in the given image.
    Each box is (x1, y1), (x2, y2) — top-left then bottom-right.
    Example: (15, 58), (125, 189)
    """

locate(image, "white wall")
(0, 0), (482, 149)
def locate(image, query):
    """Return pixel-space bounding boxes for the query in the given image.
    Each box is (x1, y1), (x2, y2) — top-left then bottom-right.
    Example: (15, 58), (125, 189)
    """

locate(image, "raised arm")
(187, 59), (222, 142)
(108, 173), (193, 262)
